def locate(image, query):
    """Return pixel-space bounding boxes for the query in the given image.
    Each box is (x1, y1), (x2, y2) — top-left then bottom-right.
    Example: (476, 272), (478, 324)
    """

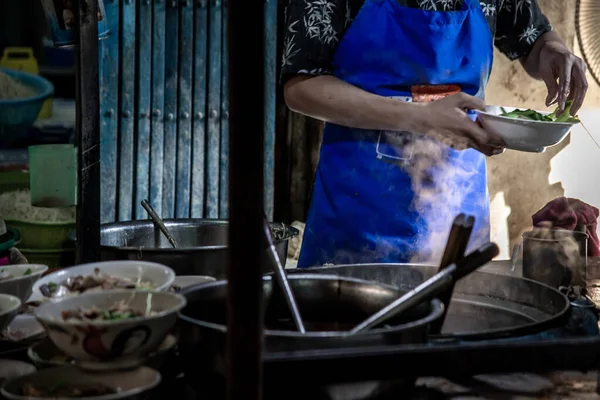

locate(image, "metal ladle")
(350, 242), (500, 334)
(263, 216), (306, 334)
(141, 200), (178, 249)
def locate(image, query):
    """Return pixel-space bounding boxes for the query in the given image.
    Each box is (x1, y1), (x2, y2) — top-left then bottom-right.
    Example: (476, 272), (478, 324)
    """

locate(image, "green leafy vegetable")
(23, 268), (32, 276)
(47, 282), (57, 290)
(500, 100), (580, 123)
(48, 380), (68, 394)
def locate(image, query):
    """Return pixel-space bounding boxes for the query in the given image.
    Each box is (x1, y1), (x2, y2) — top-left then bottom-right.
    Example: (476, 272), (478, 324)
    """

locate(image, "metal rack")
(74, 1), (600, 400)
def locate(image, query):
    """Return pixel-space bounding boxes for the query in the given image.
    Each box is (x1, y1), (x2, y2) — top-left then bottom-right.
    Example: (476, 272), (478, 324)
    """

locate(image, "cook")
(282, 0), (588, 268)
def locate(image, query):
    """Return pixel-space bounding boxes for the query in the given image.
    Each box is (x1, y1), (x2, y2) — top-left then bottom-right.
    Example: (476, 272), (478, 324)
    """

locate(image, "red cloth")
(532, 197), (600, 257)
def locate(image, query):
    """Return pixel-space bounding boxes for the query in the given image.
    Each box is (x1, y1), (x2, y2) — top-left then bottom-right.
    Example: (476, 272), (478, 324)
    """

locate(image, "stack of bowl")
(0, 264), (48, 345)
(0, 260), (183, 400)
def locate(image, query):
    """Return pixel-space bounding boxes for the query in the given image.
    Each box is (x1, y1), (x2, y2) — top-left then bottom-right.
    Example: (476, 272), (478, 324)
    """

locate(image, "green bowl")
(5, 220), (75, 250)
(0, 170), (29, 195)
(18, 248), (75, 269)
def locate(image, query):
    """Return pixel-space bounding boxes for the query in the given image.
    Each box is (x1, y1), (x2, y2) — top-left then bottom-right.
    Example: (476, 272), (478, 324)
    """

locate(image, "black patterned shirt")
(281, 0), (552, 84)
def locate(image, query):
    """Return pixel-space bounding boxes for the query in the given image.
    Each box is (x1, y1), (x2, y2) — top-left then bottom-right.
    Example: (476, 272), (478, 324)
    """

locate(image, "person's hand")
(538, 41), (588, 116)
(414, 93), (505, 157)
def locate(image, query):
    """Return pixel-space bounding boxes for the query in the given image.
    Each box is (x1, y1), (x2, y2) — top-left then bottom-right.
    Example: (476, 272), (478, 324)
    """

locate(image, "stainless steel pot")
(68, 219), (299, 279)
(177, 274), (442, 396)
(178, 273), (443, 351)
(291, 262), (570, 340)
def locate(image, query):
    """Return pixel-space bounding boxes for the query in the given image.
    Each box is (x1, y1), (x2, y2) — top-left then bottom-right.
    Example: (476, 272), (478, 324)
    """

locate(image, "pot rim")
(68, 219), (300, 252)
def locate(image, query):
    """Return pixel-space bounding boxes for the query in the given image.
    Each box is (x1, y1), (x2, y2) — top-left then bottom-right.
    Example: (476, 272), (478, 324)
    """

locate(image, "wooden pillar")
(226, 0), (266, 398)
(75, 0), (101, 263)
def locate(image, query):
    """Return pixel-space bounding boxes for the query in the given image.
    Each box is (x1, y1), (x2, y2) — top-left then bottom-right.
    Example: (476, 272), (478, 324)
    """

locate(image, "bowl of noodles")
(0, 68), (54, 143)
(28, 261), (176, 303)
(34, 290), (185, 363)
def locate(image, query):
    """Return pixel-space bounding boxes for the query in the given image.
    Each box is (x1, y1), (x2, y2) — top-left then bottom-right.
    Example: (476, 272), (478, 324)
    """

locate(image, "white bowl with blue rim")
(474, 106), (580, 153)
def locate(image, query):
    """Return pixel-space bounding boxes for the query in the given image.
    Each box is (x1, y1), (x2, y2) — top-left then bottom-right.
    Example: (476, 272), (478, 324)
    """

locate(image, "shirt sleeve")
(280, 0), (351, 85)
(494, 0), (553, 61)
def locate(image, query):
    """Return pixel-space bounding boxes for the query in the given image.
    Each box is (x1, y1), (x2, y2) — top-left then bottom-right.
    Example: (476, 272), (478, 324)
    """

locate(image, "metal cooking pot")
(68, 219), (299, 279)
(178, 273), (443, 351)
(177, 274), (442, 395)
(291, 262), (570, 340)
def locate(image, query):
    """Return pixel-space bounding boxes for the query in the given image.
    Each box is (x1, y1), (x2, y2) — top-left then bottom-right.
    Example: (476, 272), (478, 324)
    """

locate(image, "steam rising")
(319, 133), (491, 267)
(404, 135), (490, 264)
(523, 225), (587, 288)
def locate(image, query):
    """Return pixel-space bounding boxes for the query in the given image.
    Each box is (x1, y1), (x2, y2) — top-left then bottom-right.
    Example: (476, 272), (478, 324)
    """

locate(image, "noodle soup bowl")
(0, 294), (21, 333)
(0, 264), (48, 303)
(29, 260), (175, 302)
(34, 290), (186, 363)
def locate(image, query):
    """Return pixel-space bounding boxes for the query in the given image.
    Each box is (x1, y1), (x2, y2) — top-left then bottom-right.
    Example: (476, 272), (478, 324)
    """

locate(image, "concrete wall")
(486, 0), (600, 258)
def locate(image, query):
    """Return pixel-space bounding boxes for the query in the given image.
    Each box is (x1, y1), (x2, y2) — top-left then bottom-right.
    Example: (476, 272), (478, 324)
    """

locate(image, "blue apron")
(298, 0), (494, 268)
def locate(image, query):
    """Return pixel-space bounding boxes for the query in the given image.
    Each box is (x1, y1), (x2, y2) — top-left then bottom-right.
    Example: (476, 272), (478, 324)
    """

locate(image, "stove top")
(151, 373), (594, 400)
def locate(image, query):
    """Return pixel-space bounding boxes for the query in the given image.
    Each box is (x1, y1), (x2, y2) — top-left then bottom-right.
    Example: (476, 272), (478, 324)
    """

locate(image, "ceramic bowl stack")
(0, 264), (48, 344)
(0, 260), (187, 399)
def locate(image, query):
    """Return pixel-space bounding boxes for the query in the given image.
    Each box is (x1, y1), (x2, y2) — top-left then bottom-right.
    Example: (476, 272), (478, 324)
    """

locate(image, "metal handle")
(510, 243), (521, 272)
(350, 242), (499, 334)
(141, 200), (178, 249)
(263, 217), (306, 334)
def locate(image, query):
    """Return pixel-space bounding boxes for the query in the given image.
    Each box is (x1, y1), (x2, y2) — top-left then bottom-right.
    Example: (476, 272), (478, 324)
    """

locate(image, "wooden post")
(75, 0), (101, 264)
(225, 0), (266, 397)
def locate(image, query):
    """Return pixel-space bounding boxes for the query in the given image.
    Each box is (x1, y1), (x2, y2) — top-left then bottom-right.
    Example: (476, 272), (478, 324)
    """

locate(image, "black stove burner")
(151, 378), (451, 400)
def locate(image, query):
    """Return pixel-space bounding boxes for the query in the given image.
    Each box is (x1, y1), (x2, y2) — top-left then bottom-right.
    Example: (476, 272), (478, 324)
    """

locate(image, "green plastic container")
(0, 170), (30, 195)
(28, 144), (77, 208)
(5, 220), (75, 250)
(19, 248), (75, 269)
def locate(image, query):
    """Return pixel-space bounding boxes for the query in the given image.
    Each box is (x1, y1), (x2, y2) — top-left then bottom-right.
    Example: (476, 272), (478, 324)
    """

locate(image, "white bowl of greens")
(0, 265), (48, 304)
(475, 101), (580, 153)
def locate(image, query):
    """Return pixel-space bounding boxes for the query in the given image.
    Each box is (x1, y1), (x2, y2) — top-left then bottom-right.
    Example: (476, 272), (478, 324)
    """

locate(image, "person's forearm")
(520, 31), (564, 80)
(283, 75), (423, 132)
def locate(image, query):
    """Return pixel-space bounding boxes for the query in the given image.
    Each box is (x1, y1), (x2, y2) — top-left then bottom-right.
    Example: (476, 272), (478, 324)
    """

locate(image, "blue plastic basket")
(0, 68), (54, 144)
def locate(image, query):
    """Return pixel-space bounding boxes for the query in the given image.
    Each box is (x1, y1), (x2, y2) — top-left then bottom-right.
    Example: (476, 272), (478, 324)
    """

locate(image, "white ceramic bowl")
(170, 275), (215, 292)
(1, 365), (161, 400)
(29, 261), (175, 302)
(475, 106), (579, 153)
(2, 315), (45, 342)
(0, 294), (21, 333)
(0, 360), (36, 387)
(28, 334), (177, 371)
(0, 264), (48, 303)
(35, 290), (186, 362)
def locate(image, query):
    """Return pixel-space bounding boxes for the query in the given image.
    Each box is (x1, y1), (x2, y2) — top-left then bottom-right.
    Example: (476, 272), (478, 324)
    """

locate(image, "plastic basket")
(0, 68), (54, 144)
